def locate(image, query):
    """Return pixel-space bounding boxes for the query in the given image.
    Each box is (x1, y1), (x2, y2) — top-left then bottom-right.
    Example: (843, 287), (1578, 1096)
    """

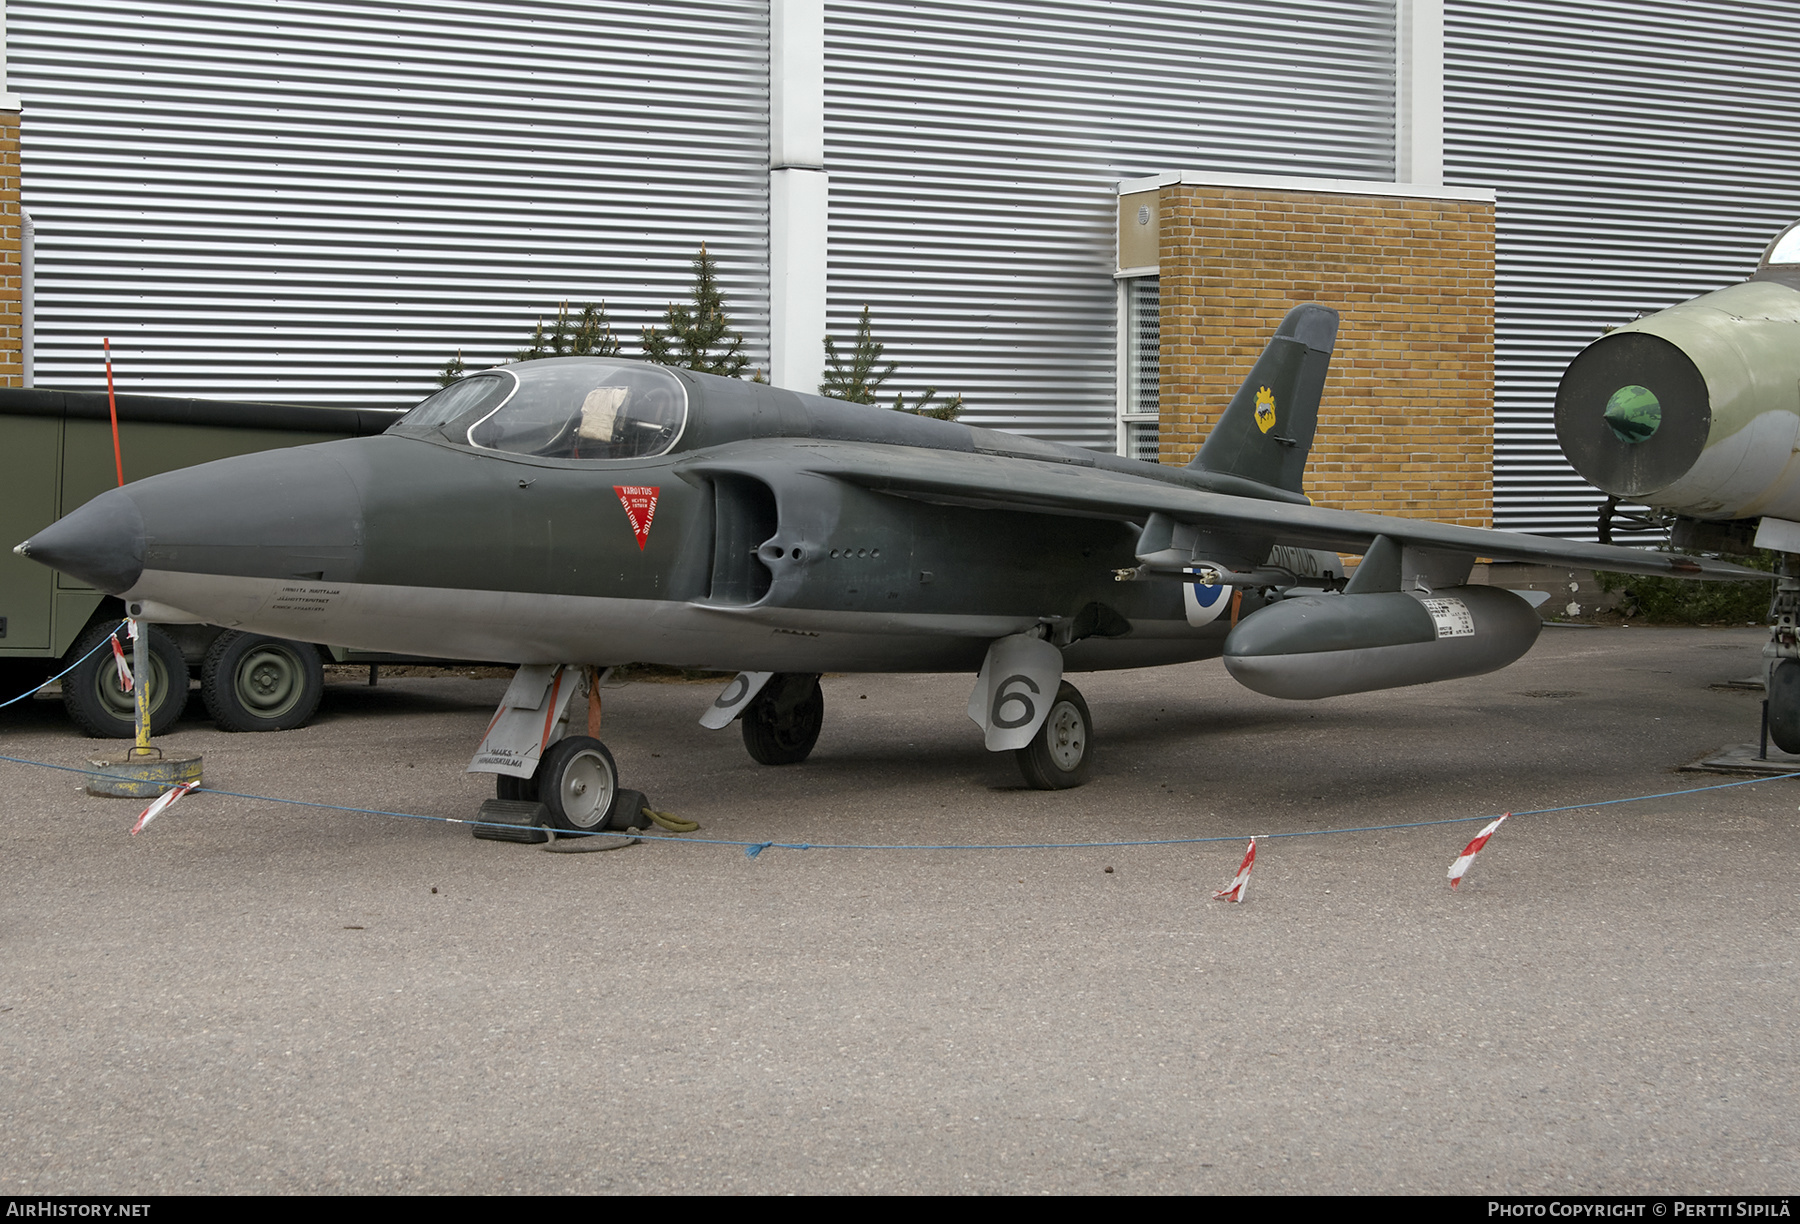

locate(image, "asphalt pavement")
(0, 626), (1794, 1194)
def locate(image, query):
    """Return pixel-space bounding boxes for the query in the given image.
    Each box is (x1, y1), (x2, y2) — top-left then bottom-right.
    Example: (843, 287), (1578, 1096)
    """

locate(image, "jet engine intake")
(708, 474), (778, 605)
(1221, 585), (1540, 700)
(1555, 277), (1800, 522)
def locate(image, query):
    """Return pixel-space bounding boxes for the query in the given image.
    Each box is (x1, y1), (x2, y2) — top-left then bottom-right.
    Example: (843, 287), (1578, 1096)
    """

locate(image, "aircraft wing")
(687, 439), (1768, 581)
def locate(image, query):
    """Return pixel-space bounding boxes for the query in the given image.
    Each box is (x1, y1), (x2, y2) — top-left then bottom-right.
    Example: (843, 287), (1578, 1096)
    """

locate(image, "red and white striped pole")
(1448, 815), (1509, 889)
(1213, 837), (1257, 902)
(103, 338), (124, 487)
(131, 781), (195, 835)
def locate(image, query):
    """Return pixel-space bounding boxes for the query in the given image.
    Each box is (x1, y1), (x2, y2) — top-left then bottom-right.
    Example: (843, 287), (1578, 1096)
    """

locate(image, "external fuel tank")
(1222, 585), (1541, 700)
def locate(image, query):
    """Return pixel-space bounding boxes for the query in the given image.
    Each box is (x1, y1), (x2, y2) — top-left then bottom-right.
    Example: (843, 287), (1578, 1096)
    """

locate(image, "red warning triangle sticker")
(615, 485), (659, 550)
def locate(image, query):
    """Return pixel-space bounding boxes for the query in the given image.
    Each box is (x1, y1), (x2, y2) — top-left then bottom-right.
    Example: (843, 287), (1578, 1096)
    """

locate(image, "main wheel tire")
(537, 735), (620, 832)
(741, 674), (824, 766)
(1014, 681), (1093, 790)
(201, 631), (324, 732)
(61, 621), (189, 739)
(1769, 659), (1800, 754)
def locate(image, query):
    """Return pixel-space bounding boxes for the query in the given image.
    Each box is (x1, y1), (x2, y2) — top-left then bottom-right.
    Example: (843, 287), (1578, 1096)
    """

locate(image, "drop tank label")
(1419, 597), (1475, 639)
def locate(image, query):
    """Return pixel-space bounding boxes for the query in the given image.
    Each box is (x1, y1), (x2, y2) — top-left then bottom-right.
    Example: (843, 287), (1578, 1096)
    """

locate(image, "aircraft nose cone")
(16, 487), (146, 595)
(19, 444), (366, 601)
(127, 444), (366, 582)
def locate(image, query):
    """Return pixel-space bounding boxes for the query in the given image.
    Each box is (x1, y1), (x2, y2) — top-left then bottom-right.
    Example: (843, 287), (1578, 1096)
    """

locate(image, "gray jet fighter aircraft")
(17, 305), (1760, 831)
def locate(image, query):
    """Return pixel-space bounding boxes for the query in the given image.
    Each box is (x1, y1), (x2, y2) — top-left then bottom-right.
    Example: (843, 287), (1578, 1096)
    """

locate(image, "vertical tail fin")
(1188, 304), (1338, 494)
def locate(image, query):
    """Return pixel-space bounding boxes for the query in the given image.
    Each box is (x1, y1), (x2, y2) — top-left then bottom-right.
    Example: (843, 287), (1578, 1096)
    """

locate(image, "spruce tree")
(641, 244), (750, 378)
(434, 301), (620, 388)
(897, 386), (964, 421)
(436, 350), (466, 388)
(819, 305), (963, 421)
(519, 300), (621, 361)
(820, 306), (895, 404)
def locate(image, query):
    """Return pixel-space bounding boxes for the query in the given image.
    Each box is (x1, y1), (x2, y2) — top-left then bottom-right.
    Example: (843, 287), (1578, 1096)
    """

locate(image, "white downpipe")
(1396, 0), (1444, 186)
(769, 170), (826, 394)
(21, 209), (32, 387)
(768, 0), (827, 393)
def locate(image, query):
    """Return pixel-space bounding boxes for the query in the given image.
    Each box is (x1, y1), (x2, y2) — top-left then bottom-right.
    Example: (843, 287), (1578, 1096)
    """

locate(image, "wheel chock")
(472, 798), (550, 843)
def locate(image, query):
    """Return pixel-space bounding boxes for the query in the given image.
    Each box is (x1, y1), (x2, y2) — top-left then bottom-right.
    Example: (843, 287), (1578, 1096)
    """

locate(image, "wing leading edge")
(682, 438), (1767, 582)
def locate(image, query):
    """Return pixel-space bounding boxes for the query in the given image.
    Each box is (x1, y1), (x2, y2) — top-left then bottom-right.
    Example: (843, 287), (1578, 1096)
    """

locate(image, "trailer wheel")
(62, 621), (188, 738)
(202, 631), (323, 732)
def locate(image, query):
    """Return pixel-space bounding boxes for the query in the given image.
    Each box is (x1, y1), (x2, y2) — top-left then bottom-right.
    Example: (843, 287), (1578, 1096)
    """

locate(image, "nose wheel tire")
(61, 620), (189, 739)
(537, 735), (621, 832)
(1015, 681), (1093, 790)
(201, 631), (324, 732)
(741, 673), (825, 765)
(496, 773), (539, 803)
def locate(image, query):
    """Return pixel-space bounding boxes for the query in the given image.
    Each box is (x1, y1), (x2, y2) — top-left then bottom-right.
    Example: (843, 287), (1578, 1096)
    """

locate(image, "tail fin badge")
(1254, 386), (1277, 434)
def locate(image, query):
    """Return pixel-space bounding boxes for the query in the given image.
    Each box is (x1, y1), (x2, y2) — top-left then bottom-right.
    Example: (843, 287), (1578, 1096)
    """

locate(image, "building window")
(1118, 275), (1159, 461)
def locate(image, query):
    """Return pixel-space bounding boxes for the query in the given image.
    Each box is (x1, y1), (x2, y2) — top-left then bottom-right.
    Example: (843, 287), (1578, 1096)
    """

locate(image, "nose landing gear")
(536, 735), (621, 832)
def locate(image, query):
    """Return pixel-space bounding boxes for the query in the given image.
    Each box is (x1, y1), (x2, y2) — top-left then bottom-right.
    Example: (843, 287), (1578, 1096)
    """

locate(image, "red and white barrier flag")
(131, 781), (195, 835)
(1447, 814), (1508, 889)
(1212, 837), (1257, 902)
(109, 632), (134, 693)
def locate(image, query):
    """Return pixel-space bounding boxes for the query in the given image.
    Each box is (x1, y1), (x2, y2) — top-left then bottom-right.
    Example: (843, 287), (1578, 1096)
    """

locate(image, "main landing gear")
(1767, 555), (1800, 755)
(706, 660), (1095, 789)
(740, 673), (825, 766)
(1014, 681), (1093, 790)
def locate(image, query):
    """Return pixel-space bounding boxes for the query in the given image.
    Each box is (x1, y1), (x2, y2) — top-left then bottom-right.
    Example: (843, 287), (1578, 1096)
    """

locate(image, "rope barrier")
(0, 745), (1792, 857)
(0, 619), (130, 709)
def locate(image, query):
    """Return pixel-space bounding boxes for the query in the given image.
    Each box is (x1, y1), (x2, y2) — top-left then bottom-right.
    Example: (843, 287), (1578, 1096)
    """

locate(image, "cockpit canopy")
(1760, 220), (1800, 268)
(389, 359), (689, 461)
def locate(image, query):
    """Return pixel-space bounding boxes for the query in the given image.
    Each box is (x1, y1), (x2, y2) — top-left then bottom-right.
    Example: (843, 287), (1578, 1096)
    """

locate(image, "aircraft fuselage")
(30, 363), (1248, 674)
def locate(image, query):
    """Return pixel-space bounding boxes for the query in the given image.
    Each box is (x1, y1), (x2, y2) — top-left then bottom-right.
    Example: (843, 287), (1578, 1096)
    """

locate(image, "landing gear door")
(700, 671), (774, 729)
(967, 634), (1064, 752)
(468, 663), (584, 780)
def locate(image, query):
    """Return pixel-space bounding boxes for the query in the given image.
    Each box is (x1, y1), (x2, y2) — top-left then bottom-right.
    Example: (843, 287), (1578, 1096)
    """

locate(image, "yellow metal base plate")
(84, 753), (204, 798)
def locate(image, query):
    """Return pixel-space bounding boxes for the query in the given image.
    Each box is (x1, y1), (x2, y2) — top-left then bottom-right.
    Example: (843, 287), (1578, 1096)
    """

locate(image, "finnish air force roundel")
(614, 485), (659, 550)
(1183, 578), (1234, 627)
(1254, 385), (1277, 434)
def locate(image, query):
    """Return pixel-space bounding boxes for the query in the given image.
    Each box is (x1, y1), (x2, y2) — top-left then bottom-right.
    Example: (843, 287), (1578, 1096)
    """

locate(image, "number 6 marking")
(991, 673), (1040, 729)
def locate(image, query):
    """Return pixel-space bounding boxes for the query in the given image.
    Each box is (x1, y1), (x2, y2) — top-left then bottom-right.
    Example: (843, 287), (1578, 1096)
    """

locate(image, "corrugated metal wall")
(10, 0), (1397, 429)
(10, 0), (771, 408)
(1444, 0), (1800, 539)
(823, 0), (1398, 447)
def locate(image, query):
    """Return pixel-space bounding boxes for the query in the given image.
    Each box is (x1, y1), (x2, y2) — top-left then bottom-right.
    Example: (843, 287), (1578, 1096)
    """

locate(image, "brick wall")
(1158, 184), (1494, 527)
(0, 111), (20, 387)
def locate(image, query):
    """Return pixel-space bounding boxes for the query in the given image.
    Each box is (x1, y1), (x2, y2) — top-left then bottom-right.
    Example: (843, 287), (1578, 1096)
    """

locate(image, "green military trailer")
(0, 387), (406, 736)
